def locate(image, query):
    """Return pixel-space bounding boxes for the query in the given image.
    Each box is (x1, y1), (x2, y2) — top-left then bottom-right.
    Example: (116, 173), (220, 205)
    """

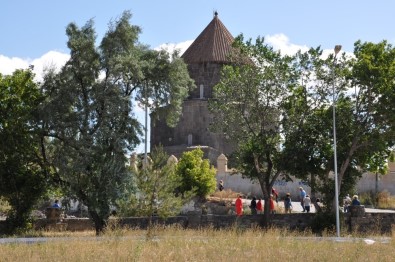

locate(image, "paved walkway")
(239, 198), (315, 213)
(239, 198), (395, 214)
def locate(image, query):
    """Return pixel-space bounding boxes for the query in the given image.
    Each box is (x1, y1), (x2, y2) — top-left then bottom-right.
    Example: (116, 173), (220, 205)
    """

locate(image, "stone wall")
(31, 213), (315, 232)
(34, 218), (94, 231)
(345, 207), (395, 235)
(216, 154), (395, 197)
(25, 211), (395, 235)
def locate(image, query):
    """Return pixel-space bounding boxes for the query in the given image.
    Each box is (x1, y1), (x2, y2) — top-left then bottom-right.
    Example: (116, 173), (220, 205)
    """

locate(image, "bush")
(359, 192), (374, 206)
(310, 211), (336, 234)
(176, 148), (216, 197)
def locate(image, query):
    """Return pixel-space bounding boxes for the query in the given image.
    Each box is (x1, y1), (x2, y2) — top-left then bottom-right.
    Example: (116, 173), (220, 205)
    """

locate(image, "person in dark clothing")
(52, 199), (60, 208)
(249, 197), (257, 215)
(351, 195), (361, 206)
(218, 180), (224, 191)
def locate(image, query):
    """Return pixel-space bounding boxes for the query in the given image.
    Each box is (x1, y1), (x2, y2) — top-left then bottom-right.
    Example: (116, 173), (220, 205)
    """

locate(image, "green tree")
(0, 68), (48, 233)
(209, 35), (295, 225)
(281, 47), (337, 209)
(176, 148), (216, 198)
(119, 147), (188, 237)
(41, 11), (193, 235)
(282, 41), (395, 212)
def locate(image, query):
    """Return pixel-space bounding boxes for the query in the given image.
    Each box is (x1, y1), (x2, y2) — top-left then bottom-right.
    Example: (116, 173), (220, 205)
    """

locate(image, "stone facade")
(150, 15), (237, 165)
(151, 96), (235, 164)
(186, 62), (222, 99)
(356, 161), (395, 195)
(215, 153), (395, 198)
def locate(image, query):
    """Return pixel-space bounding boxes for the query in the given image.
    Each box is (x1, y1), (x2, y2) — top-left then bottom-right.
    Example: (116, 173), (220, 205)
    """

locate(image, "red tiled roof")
(182, 13), (234, 64)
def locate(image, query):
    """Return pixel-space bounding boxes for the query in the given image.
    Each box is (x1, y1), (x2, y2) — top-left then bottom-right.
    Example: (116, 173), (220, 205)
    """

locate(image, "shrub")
(176, 148), (216, 198)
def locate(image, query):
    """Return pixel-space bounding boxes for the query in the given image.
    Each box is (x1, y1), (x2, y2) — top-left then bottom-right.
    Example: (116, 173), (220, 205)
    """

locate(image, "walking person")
(284, 193), (292, 213)
(249, 196), (257, 215)
(256, 198), (263, 214)
(271, 188), (279, 203)
(270, 194), (275, 214)
(299, 187), (307, 212)
(235, 195), (243, 216)
(303, 195), (312, 213)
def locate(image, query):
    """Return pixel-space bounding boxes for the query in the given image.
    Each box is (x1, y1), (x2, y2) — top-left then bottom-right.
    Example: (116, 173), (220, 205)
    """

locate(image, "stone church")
(150, 13), (395, 197)
(150, 12), (236, 165)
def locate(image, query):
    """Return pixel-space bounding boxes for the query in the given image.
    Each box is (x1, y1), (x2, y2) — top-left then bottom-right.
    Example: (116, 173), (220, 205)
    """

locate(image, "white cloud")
(265, 34), (355, 60)
(0, 51), (69, 82)
(31, 51), (69, 82)
(266, 33), (309, 55)
(155, 40), (193, 56)
(0, 55), (30, 75)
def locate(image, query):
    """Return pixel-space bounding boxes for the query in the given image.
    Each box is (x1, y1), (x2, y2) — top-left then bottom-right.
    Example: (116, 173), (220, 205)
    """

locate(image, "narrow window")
(187, 134), (193, 146)
(200, 84), (204, 99)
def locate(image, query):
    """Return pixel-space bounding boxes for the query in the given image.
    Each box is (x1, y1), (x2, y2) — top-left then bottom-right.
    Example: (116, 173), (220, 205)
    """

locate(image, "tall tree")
(282, 41), (395, 211)
(326, 40), (395, 208)
(0, 68), (48, 233)
(281, 47), (336, 207)
(209, 35), (294, 225)
(41, 11), (193, 234)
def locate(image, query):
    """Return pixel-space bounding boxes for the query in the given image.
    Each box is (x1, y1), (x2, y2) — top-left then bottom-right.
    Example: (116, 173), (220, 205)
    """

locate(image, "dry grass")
(377, 190), (395, 209)
(210, 188), (241, 199)
(0, 226), (394, 262)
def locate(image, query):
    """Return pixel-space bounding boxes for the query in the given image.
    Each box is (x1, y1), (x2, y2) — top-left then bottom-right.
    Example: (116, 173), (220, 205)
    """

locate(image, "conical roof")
(182, 12), (234, 64)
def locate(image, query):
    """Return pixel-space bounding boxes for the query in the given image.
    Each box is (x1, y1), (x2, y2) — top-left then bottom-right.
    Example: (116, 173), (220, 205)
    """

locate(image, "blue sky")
(1, 0), (395, 153)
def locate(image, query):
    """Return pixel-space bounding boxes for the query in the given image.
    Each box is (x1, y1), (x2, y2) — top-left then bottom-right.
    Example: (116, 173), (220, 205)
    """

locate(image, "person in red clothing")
(235, 195), (243, 216)
(269, 194), (275, 214)
(271, 188), (279, 203)
(256, 198), (263, 214)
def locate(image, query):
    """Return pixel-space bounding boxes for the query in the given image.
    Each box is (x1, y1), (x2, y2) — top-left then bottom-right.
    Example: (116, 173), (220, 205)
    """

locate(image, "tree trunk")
(262, 195), (270, 227)
(89, 210), (107, 236)
(332, 137), (359, 211)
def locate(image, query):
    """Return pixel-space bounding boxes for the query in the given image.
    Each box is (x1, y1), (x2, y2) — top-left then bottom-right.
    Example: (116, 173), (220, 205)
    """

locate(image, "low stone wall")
(33, 213), (315, 232)
(346, 213), (395, 234)
(116, 216), (188, 229)
(34, 218), (95, 231)
(30, 209), (395, 234)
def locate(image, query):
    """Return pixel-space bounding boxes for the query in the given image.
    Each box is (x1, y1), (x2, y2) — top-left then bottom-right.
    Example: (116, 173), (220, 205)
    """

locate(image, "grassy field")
(0, 226), (394, 262)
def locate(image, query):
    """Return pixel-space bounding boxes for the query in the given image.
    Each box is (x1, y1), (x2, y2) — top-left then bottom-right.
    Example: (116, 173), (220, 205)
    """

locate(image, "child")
(284, 193), (292, 213)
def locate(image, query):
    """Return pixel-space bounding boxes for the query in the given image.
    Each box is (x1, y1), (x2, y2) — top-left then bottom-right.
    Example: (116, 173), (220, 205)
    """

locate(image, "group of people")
(283, 187), (312, 213)
(234, 186), (316, 215)
(234, 184), (366, 215)
(343, 194), (361, 212)
(235, 190), (279, 216)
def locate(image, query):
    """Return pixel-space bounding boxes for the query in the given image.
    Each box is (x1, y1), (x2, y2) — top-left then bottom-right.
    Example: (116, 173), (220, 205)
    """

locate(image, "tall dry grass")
(376, 190), (395, 209)
(0, 226), (393, 262)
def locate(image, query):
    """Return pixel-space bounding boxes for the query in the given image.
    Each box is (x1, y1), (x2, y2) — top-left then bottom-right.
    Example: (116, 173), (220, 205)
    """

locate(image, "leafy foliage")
(40, 11), (193, 235)
(0, 68), (49, 233)
(119, 147), (187, 222)
(176, 148), (216, 198)
(209, 35), (295, 224)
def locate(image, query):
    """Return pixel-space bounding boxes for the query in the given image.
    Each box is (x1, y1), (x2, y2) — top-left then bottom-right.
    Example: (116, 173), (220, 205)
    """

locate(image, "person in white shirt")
(303, 195), (312, 213)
